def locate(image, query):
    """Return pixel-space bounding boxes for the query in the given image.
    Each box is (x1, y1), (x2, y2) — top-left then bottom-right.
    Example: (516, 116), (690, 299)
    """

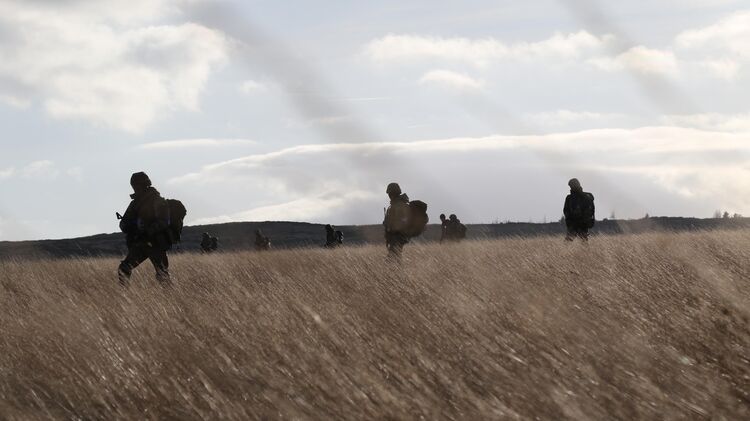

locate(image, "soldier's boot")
(155, 268), (171, 287)
(386, 243), (404, 264)
(117, 262), (132, 287)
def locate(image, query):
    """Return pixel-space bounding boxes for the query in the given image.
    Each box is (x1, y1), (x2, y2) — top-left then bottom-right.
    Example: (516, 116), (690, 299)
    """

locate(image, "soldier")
(200, 232), (212, 253)
(563, 178), (595, 241)
(254, 229), (271, 251)
(383, 182), (411, 259)
(439, 213), (449, 243)
(118, 172), (172, 286)
(446, 214), (467, 242)
(324, 224), (342, 248)
(334, 230), (344, 246)
(210, 236), (219, 251)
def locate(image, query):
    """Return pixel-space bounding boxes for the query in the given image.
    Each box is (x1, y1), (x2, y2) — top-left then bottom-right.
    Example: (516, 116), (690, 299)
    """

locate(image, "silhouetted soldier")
(446, 214), (467, 242)
(210, 236), (219, 251)
(383, 182), (411, 259)
(335, 230), (344, 245)
(200, 232), (212, 253)
(563, 178), (595, 241)
(254, 229), (271, 251)
(439, 213), (448, 243)
(118, 172), (171, 286)
(324, 224), (342, 248)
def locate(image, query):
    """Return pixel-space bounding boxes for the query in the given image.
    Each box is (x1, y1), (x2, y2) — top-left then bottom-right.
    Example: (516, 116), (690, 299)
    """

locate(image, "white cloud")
(364, 12), (750, 83)
(524, 110), (626, 127)
(0, 162), (87, 182)
(287, 115), (352, 129)
(589, 46), (679, 76)
(364, 31), (612, 66)
(171, 127), (750, 223)
(21, 160), (59, 180)
(0, 166), (14, 180)
(138, 138), (256, 150)
(676, 10), (750, 58)
(674, 10), (750, 80)
(0, 1), (228, 133)
(697, 58), (740, 80)
(662, 113), (750, 132)
(0, 94), (31, 109)
(66, 167), (84, 182)
(239, 80), (267, 94)
(419, 70), (483, 90)
(191, 190), (378, 225)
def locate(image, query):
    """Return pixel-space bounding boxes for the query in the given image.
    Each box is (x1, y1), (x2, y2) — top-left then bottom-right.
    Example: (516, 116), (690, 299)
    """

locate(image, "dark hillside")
(1, 217), (749, 259)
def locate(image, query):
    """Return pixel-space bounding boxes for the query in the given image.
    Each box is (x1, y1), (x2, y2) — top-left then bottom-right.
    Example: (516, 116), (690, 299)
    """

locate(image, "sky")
(0, 0), (749, 240)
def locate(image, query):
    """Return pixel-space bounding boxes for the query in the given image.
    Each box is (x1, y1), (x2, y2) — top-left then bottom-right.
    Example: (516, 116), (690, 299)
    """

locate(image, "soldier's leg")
(579, 227), (589, 241)
(388, 236), (406, 263)
(565, 225), (576, 241)
(118, 245), (148, 285)
(149, 248), (171, 286)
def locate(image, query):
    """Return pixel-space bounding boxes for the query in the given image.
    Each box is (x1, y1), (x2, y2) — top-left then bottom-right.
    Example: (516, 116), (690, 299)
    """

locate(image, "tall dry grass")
(1, 231), (749, 420)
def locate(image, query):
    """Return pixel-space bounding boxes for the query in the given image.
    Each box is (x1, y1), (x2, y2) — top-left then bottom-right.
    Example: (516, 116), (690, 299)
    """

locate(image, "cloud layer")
(0, 0), (228, 132)
(365, 31), (611, 66)
(172, 127), (750, 225)
(365, 10), (750, 84)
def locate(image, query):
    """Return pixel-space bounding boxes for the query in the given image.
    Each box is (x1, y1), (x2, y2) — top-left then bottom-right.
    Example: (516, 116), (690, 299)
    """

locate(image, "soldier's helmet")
(386, 182), (401, 196)
(130, 171), (151, 188)
(449, 214), (457, 221)
(568, 178), (582, 191)
(440, 213), (446, 221)
(202, 232), (210, 238)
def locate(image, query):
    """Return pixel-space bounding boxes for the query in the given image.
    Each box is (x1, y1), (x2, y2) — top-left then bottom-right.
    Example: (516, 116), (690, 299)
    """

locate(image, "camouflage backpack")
(167, 199), (187, 243)
(404, 200), (429, 237)
(456, 222), (467, 239)
(570, 193), (595, 228)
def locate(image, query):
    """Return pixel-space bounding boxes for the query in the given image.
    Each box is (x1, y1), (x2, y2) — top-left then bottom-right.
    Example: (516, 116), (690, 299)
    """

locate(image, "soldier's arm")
(119, 201), (137, 233)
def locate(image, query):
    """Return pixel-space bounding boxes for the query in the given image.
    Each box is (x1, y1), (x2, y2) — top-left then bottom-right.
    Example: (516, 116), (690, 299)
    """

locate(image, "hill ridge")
(2, 216), (750, 259)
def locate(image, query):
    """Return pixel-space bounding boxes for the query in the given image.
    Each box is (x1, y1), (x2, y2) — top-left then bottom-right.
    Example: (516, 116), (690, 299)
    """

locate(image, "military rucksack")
(570, 193), (595, 228)
(583, 193), (595, 228)
(404, 200), (429, 237)
(167, 199), (187, 242)
(456, 222), (467, 239)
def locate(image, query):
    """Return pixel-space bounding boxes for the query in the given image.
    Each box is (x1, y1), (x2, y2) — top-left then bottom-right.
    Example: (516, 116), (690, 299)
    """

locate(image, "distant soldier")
(439, 214), (449, 243)
(383, 182), (412, 259)
(200, 232), (213, 253)
(563, 178), (595, 241)
(324, 224), (343, 248)
(335, 230), (344, 245)
(446, 214), (467, 242)
(118, 172), (172, 286)
(210, 236), (219, 251)
(254, 229), (271, 251)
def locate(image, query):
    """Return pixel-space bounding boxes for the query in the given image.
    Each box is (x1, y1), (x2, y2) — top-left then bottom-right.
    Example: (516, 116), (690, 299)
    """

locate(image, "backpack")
(404, 200), (429, 237)
(583, 193), (596, 228)
(167, 199), (187, 242)
(570, 193), (595, 228)
(457, 222), (467, 239)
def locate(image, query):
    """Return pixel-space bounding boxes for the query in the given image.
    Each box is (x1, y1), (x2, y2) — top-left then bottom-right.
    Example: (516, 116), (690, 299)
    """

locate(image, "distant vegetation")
(2, 216), (750, 259)
(1, 231), (749, 419)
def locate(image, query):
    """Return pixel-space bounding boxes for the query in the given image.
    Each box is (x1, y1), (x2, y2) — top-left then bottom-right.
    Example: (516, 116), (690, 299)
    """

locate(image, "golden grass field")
(1, 230), (749, 420)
